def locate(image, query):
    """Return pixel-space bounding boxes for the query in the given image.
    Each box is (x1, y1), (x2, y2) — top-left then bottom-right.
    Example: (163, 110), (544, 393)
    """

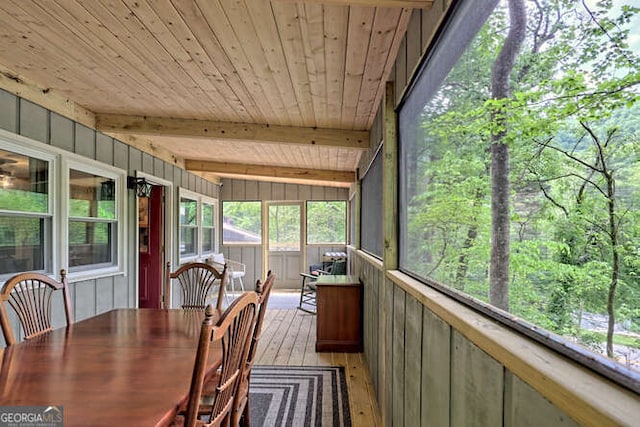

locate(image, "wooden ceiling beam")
(96, 114), (369, 150)
(271, 0), (433, 8)
(185, 159), (356, 184)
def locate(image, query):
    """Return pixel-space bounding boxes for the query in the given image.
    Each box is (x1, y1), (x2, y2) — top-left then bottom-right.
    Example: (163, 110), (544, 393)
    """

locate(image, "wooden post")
(383, 81), (398, 271)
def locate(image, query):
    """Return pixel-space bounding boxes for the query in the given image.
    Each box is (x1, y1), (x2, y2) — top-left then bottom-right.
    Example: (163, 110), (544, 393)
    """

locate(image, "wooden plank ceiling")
(0, 0), (432, 187)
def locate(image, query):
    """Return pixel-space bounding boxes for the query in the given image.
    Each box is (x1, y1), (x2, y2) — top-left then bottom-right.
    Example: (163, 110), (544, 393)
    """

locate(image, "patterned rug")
(248, 366), (352, 427)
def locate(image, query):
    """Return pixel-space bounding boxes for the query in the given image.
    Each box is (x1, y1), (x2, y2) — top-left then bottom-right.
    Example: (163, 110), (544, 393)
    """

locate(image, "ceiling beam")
(185, 160), (356, 184)
(271, 0), (433, 8)
(96, 114), (369, 150)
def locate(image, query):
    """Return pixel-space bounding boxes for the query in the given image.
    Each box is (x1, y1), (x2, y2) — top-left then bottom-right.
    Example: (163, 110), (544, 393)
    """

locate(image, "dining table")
(0, 308), (222, 426)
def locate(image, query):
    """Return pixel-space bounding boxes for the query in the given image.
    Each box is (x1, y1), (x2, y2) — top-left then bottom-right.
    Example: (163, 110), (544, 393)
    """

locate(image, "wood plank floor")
(255, 306), (382, 427)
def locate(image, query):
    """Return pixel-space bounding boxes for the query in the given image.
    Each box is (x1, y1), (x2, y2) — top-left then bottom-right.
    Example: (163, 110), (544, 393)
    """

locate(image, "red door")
(138, 185), (164, 308)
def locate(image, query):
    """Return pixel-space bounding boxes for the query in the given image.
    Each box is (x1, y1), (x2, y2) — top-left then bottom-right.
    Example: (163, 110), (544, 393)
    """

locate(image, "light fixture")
(0, 171), (13, 189)
(127, 176), (153, 198)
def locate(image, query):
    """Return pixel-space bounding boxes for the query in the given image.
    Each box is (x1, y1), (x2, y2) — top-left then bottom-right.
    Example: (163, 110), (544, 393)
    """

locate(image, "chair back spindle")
(0, 269), (73, 345)
(181, 293), (258, 427)
(166, 262), (227, 311)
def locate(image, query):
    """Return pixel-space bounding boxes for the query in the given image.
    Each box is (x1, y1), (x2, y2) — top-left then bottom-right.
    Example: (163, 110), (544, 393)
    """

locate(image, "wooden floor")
(255, 307), (382, 427)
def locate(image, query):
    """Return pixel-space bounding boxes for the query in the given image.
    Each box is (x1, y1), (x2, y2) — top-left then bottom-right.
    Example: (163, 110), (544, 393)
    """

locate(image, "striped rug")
(248, 366), (352, 427)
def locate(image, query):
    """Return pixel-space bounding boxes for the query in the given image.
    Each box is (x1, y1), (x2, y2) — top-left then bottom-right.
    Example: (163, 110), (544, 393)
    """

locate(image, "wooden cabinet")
(316, 275), (363, 352)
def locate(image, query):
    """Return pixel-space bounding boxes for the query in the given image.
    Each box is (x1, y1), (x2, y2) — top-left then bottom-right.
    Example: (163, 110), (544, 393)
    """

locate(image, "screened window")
(399, 0), (640, 377)
(269, 203), (301, 251)
(306, 201), (346, 244)
(222, 201), (261, 244)
(0, 148), (51, 276)
(68, 169), (117, 270)
(361, 149), (383, 258)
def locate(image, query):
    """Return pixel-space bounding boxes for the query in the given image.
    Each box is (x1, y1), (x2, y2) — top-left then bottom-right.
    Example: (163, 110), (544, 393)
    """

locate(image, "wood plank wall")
(0, 88), (218, 344)
(354, 0), (640, 425)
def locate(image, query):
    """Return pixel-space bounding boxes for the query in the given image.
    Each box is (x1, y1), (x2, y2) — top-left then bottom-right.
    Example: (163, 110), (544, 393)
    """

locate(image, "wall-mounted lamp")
(127, 176), (153, 198)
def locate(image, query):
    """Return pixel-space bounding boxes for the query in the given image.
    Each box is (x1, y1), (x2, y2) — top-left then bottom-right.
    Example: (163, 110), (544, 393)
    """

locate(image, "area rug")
(248, 366), (352, 427)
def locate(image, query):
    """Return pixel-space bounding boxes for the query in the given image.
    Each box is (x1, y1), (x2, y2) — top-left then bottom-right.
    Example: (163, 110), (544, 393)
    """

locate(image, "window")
(269, 203), (301, 251)
(179, 189), (218, 260)
(180, 196), (198, 257)
(306, 201), (346, 244)
(68, 169), (117, 270)
(399, 0), (640, 379)
(361, 149), (383, 257)
(0, 147), (52, 277)
(202, 202), (216, 254)
(222, 201), (261, 244)
(0, 134), (126, 281)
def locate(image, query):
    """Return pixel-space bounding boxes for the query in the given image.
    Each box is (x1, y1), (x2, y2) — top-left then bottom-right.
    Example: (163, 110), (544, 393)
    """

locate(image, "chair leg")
(242, 399), (250, 427)
(238, 276), (245, 292)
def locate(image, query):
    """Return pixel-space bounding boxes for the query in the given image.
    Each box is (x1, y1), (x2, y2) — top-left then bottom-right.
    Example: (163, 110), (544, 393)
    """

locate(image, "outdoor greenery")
(402, 0), (640, 367)
(307, 201), (347, 244)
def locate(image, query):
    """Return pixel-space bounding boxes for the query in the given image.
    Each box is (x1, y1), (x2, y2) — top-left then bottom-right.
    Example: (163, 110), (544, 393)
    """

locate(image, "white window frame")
(61, 157), (127, 281)
(178, 188), (218, 263)
(0, 132), (57, 279)
(0, 129), (127, 283)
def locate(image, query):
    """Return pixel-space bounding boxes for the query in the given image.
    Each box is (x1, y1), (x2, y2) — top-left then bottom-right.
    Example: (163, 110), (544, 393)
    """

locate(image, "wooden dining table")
(0, 308), (221, 426)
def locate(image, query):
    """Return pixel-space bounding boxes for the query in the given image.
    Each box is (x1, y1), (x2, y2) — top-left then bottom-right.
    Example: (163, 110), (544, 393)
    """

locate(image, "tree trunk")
(606, 174), (618, 358)
(489, 0), (527, 311)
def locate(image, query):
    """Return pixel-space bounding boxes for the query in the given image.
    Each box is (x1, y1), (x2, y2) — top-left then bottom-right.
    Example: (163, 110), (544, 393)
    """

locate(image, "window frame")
(178, 188), (219, 263)
(0, 130), (128, 283)
(61, 157), (127, 280)
(0, 135), (56, 280)
(221, 200), (263, 246)
(395, 0), (640, 393)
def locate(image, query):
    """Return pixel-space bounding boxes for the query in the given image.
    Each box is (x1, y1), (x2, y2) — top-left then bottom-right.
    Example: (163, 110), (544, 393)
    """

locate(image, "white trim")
(0, 128), (128, 283)
(178, 187), (219, 263)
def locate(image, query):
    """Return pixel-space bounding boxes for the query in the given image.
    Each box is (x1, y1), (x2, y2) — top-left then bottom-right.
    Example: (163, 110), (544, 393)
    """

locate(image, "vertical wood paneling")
(96, 276), (114, 314)
(404, 294), (422, 427)
(422, 0), (445, 51)
(384, 276), (394, 427)
(73, 280), (96, 322)
(50, 112), (74, 152)
(451, 331), (503, 427)
(19, 99), (48, 144)
(129, 147), (143, 172)
(394, 36), (406, 106)
(74, 123), (95, 159)
(504, 372), (580, 427)
(421, 308), (451, 426)
(245, 180), (259, 199)
(96, 133), (113, 165)
(392, 285), (406, 427)
(406, 11), (422, 80)
(142, 152), (154, 174)
(113, 140), (128, 170)
(0, 89), (18, 132)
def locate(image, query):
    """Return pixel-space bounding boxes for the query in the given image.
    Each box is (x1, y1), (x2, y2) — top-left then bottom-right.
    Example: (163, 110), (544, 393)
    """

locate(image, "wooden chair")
(298, 259), (346, 314)
(175, 293), (258, 427)
(0, 269), (73, 346)
(231, 271), (276, 427)
(166, 262), (227, 311)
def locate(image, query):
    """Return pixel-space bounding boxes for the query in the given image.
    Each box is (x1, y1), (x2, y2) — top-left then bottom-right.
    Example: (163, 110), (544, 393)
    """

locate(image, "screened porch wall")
(351, 1), (640, 425)
(0, 88), (219, 345)
(219, 178), (349, 290)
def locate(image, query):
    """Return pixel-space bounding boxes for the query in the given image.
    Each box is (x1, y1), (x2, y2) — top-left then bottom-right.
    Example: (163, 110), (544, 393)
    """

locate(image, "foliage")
(402, 0), (640, 368)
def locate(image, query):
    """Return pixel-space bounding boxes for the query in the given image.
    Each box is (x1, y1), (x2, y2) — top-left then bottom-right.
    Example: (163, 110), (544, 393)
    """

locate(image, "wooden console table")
(316, 275), (363, 352)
